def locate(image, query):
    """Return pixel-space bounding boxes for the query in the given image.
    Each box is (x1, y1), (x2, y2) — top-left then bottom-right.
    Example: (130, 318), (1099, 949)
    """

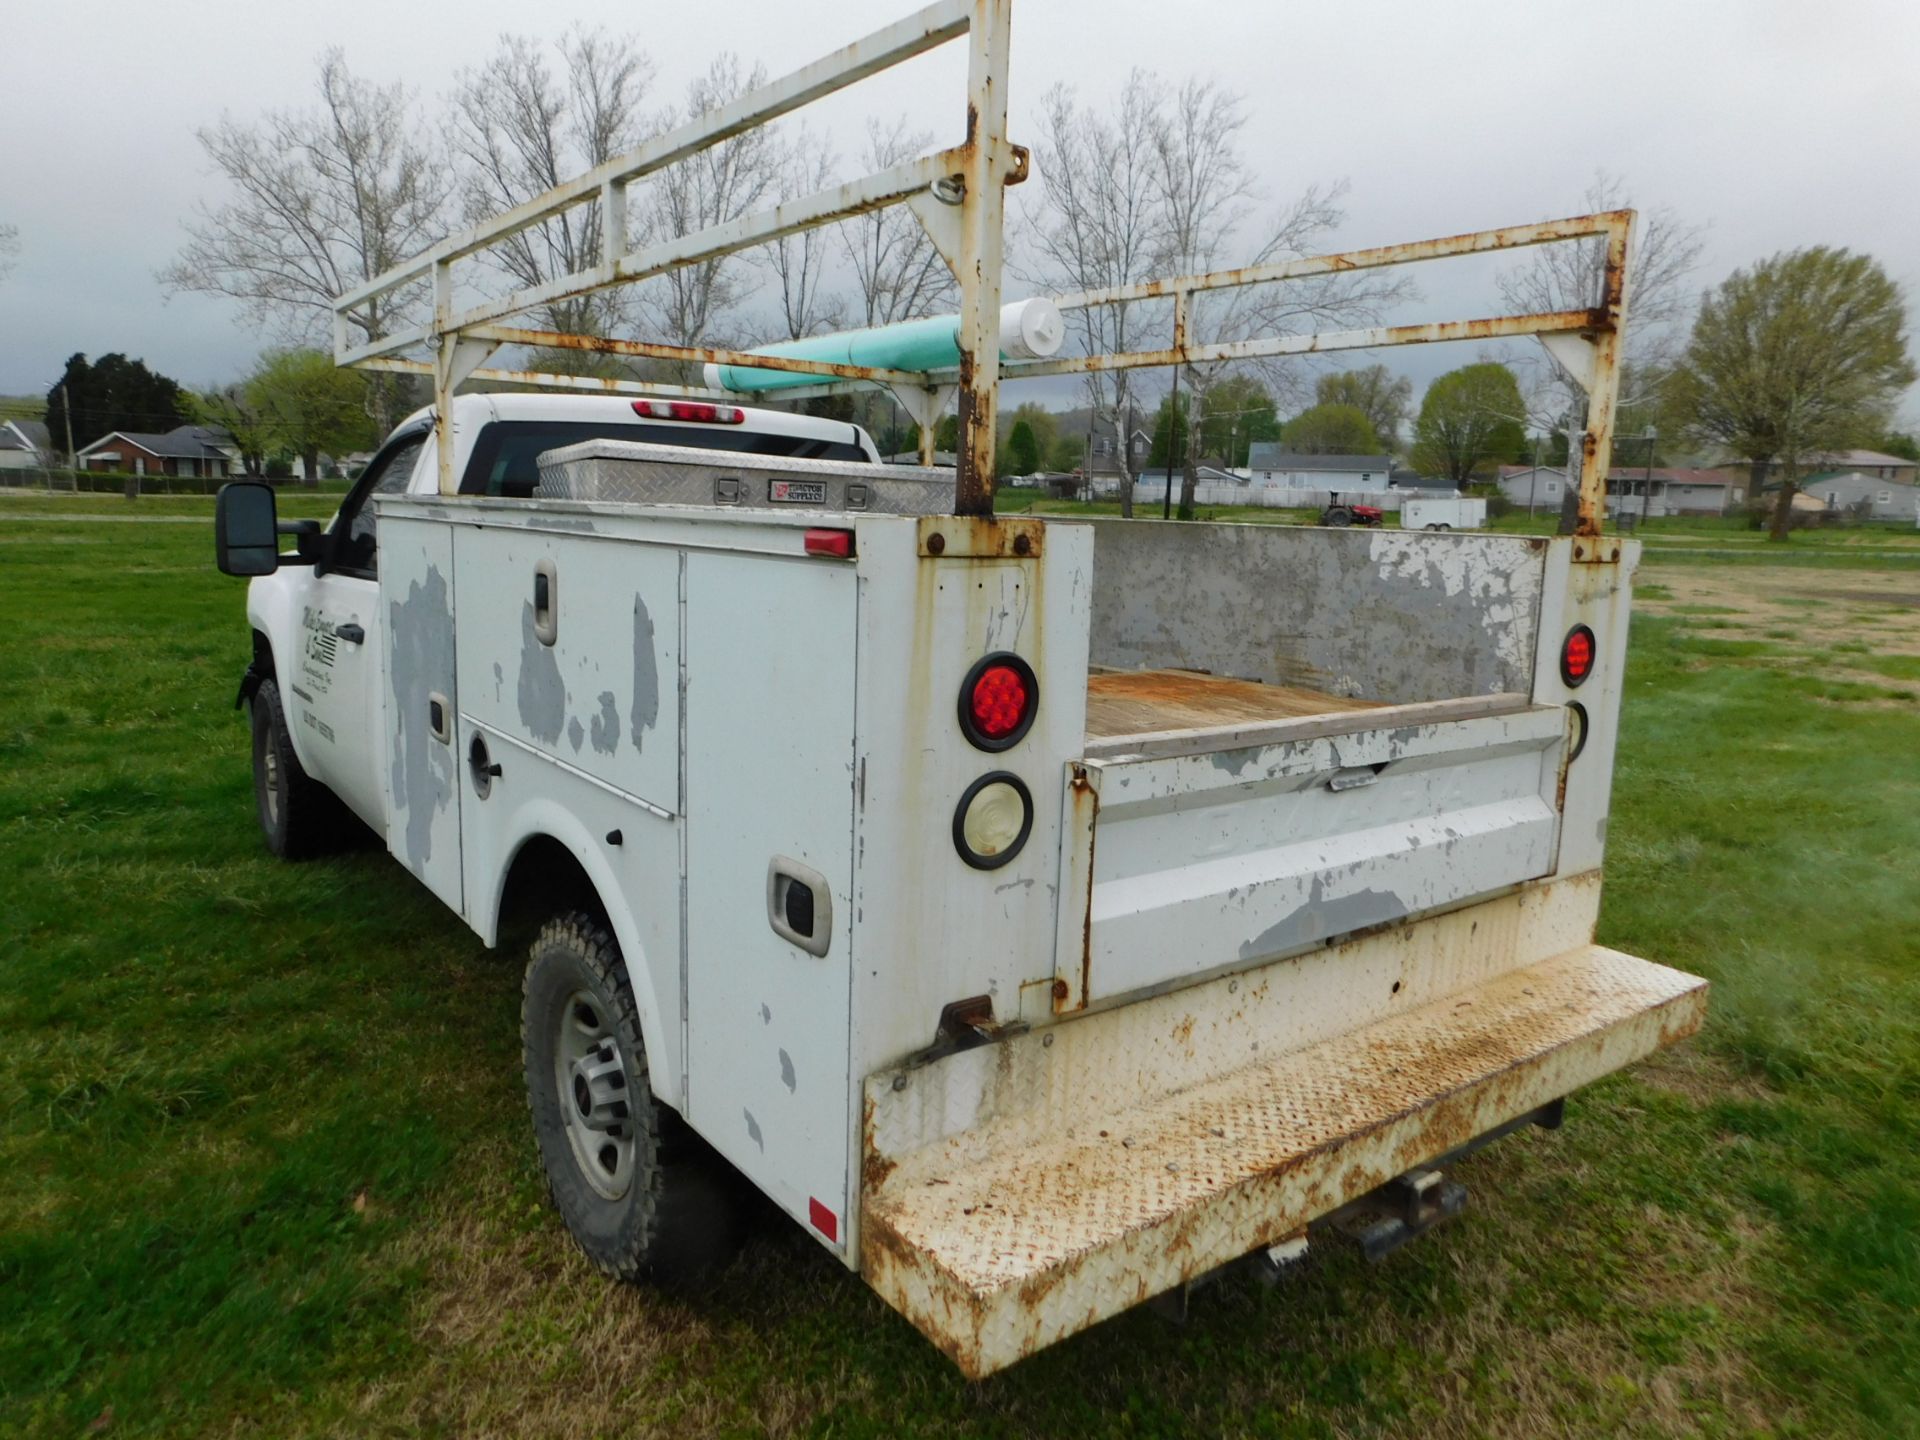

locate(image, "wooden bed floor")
(1084, 668), (1384, 741)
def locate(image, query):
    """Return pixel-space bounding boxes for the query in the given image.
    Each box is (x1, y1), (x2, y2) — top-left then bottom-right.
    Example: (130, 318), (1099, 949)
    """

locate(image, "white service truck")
(212, 0), (1705, 1377)
(215, 389), (1705, 1376)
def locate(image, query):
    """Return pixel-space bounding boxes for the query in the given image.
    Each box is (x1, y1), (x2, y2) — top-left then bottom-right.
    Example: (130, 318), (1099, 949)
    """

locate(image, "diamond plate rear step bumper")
(858, 944), (1706, 1378)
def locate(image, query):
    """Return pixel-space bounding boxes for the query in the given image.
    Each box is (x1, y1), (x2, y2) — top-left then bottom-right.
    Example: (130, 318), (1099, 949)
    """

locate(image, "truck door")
(289, 428), (427, 830)
(684, 550), (858, 1250)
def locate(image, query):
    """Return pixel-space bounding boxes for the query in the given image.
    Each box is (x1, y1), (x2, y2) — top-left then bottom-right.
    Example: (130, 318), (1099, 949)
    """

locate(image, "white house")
(1244, 445), (1392, 495)
(0, 419), (51, 470)
(1803, 470), (1920, 523)
(1496, 465), (1742, 517)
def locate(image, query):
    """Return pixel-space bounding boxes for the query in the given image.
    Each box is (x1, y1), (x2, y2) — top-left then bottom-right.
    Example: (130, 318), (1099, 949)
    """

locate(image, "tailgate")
(1055, 700), (1569, 1012)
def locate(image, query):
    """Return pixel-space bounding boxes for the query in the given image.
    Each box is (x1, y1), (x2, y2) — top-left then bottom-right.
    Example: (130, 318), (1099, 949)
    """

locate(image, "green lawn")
(1, 511), (1916, 1437)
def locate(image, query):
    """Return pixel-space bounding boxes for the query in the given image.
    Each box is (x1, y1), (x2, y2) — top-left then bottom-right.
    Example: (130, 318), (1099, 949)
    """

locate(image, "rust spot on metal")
(861, 1089), (898, 1194)
(475, 323), (914, 385)
(916, 514), (1044, 558)
(1051, 978), (1069, 1004)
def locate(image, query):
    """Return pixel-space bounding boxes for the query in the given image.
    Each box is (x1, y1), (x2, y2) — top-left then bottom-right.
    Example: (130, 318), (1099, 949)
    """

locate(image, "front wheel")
(522, 911), (738, 1281)
(249, 676), (344, 859)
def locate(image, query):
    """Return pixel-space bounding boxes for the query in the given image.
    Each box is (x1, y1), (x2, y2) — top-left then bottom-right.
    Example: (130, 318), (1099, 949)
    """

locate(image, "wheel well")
(251, 629), (275, 675)
(496, 834), (604, 947)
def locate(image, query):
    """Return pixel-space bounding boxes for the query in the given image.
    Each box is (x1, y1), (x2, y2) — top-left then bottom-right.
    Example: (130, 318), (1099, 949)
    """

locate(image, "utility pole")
(1642, 427), (1657, 527)
(59, 384), (77, 496)
(1162, 366), (1180, 520)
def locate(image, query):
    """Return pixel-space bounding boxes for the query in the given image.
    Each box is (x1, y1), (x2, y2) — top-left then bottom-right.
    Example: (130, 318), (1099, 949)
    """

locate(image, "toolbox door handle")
(532, 559), (558, 645)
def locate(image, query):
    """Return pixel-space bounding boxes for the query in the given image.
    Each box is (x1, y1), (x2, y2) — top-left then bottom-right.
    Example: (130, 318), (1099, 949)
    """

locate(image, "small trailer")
(214, 0), (1703, 1378)
(1401, 494), (1490, 530)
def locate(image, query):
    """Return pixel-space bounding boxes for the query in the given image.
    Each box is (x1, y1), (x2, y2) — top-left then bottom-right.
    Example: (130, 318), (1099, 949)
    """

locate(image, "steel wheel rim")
(261, 744), (281, 825)
(552, 988), (635, 1201)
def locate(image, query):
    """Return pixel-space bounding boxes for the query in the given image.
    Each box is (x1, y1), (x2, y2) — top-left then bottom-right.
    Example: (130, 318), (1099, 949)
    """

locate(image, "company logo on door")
(300, 606), (337, 696)
(769, 479), (827, 504)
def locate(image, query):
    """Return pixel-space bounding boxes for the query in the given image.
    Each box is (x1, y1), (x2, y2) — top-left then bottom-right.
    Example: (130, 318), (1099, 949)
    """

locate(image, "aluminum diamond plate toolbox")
(537, 438), (955, 514)
(859, 944), (1706, 1378)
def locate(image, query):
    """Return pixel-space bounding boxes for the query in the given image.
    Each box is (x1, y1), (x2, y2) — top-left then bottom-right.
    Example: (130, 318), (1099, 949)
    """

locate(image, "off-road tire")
(249, 677), (344, 859)
(1324, 506), (1353, 527)
(522, 911), (737, 1282)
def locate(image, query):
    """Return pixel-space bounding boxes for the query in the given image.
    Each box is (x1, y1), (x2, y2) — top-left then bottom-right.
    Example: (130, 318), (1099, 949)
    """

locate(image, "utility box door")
(379, 516), (463, 912)
(684, 551), (857, 1250)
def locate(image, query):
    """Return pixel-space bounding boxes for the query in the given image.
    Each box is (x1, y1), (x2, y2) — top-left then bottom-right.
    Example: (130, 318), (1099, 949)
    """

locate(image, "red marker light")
(958, 652), (1039, 751)
(971, 665), (1029, 739)
(1561, 625), (1596, 687)
(803, 528), (853, 558)
(630, 399), (745, 424)
(808, 1197), (839, 1242)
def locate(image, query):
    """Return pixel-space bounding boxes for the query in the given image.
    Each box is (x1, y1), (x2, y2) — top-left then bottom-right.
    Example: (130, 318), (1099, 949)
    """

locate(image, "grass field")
(2, 500), (1917, 1438)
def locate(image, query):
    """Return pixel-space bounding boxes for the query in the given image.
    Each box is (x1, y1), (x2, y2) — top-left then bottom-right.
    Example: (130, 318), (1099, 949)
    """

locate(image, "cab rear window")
(460, 420), (869, 497)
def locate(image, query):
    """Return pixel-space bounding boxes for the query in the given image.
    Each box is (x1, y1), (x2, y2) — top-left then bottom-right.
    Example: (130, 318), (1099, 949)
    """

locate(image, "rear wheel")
(1324, 506), (1352, 527)
(249, 677), (343, 859)
(523, 911), (738, 1281)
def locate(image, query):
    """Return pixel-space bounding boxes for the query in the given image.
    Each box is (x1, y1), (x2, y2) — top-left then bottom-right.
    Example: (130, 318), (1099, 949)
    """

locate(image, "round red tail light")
(959, 652), (1038, 751)
(1561, 624), (1597, 687)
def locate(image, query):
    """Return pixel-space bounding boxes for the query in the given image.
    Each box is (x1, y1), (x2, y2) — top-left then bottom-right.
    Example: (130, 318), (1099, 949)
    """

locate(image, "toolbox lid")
(537, 438), (956, 515)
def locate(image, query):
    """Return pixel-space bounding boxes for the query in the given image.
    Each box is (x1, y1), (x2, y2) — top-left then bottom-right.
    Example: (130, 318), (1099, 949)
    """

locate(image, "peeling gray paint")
(1210, 746), (1259, 778)
(743, 1108), (764, 1151)
(779, 1048), (796, 1093)
(566, 716), (584, 752)
(590, 690), (620, 755)
(630, 594), (659, 751)
(1238, 876), (1408, 961)
(517, 600), (565, 743)
(387, 563), (456, 874)
(491, 661), (503, 703)
(760, 1003), (772, 1025)
(1084, 520), (1544, 703)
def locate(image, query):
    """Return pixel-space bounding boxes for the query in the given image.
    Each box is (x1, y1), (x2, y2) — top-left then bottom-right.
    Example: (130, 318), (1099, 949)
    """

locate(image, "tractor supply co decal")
(300, 606), (338, 697)
(769, 479), (826, 504)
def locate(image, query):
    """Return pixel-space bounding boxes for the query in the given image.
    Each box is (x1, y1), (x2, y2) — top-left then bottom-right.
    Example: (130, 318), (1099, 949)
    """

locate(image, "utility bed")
(296, 7), (1693, 1370)
(336, 435), (1682, 1376)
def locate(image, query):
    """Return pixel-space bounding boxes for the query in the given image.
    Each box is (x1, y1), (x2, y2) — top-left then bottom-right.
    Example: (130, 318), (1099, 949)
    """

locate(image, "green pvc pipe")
(704, 298), (1064, 393)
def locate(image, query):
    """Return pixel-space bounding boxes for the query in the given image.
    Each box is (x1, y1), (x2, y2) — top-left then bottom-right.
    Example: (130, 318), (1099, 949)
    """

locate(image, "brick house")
(76, 424), (240, 478)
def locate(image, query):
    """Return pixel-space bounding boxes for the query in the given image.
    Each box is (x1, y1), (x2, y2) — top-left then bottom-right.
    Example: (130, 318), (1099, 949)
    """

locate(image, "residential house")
(0, 419), (51, 470)
(76, 424), (241, 478)
(1802, 470), (1920, 523)
(1718, 449), (1916, 490)
(1244, 446), (1392, 494)
(1496, 464), (1743, 517)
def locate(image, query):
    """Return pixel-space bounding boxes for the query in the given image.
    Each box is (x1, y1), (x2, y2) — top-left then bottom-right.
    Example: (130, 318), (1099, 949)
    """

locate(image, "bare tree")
(1497, 171), (1705, 449)
(162, 54), (450, 393)
(1149, 79), (1403, 517)
(448, 29), (655, 355)
(637, 55), (779, 358)
(1023, 74), (1168, 517)
(761, 124), (846, 341)
(842, 118), (957, 330)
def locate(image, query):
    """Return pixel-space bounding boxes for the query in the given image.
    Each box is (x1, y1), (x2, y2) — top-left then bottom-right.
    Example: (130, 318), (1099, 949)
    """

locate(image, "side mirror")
(215, 482), (280, 576)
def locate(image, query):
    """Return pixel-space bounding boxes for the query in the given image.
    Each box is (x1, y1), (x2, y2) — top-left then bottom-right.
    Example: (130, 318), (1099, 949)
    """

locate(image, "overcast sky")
(2, 0), (1916, 425)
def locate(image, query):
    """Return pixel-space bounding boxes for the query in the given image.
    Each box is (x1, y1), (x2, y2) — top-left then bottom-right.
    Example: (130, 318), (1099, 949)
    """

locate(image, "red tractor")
(1319, 494), (1385, 527)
